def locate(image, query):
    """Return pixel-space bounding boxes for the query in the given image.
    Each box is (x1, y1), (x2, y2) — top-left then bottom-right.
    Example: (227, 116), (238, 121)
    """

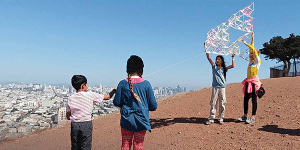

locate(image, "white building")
(41, 100), (53, 107)
(26, 101), (39, 108)
(58, 107), (67, 121)
(4, 102), (12, 109)
(9, 128), (17, 133)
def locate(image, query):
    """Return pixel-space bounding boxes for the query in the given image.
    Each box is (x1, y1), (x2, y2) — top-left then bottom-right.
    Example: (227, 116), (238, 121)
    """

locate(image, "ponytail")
(128, 74), (142, 103)
(216, 55), (227, 80)
(222, 62), (227, 80)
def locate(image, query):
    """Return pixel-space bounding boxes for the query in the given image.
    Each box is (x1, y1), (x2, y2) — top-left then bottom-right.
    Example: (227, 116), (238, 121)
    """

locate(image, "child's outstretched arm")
(206, 52), (214, 66)
(104, 86), (117, 100)
(205, 43), (214, 66)
(241, 32), (254, 47)
(251, 32), (254, 44)
(227, 52), (236, 69)
(241, 40), (249, 47)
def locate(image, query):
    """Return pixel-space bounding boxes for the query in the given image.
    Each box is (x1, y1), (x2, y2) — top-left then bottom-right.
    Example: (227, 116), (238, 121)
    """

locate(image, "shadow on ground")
(258, 125), (300, 136)
(150, 117), (237, 129)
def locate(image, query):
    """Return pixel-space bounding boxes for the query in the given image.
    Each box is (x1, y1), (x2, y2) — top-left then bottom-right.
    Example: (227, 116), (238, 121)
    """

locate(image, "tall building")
(58, 107), (67, 121)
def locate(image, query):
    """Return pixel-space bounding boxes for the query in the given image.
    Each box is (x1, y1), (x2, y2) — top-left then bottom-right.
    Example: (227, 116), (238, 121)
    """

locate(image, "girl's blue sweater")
(113, 79), (157, 132)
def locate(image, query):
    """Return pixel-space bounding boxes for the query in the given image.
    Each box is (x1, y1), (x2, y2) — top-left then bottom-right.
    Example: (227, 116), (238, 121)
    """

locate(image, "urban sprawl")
(0, 83), (186, 140)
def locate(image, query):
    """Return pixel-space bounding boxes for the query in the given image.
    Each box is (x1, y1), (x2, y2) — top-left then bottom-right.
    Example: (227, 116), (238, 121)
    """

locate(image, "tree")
(260, 34), (300, 77)
(261, 36), (291, 76)
(286, 34), (300, 76)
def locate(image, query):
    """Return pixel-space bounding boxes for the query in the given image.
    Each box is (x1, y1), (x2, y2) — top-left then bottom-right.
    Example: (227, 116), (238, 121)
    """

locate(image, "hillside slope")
(1, 77), (300, 150)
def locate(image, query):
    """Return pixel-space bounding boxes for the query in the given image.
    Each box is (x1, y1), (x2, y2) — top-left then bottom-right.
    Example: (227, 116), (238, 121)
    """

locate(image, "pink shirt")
(125, 77), (145, 83)
(66, 91), (104, 122)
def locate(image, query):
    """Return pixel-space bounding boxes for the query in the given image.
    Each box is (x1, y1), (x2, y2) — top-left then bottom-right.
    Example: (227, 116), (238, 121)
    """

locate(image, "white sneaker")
(218, 119), (224, 125)
(246, 117), (255, 124)
(205, 120), (214, 125)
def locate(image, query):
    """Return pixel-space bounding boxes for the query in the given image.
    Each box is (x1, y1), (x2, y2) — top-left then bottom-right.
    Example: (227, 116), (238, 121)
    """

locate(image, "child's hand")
(232, 51), (236, 57)
(114, 86), (118, 90)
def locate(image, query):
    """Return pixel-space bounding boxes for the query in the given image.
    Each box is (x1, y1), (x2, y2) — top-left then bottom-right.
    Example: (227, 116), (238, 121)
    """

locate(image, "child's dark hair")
(216, 55), (227, 80)
(71, 75), (87, 91)
(126, 55), (144, 102)
(127, 55), (144, 75)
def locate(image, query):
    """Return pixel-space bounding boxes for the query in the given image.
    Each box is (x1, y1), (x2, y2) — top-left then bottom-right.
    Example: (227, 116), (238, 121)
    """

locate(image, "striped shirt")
(66, 91), (104, 122)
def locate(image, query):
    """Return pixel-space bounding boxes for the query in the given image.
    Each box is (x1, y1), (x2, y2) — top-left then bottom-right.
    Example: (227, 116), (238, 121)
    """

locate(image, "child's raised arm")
(227, 52), (236, 69)
(241, 32), (254, 47)
(251, 32), (254, 45)
(241, 39), (249, 47)
(205, 43), (214, 66)
(206, 52), (214, 66)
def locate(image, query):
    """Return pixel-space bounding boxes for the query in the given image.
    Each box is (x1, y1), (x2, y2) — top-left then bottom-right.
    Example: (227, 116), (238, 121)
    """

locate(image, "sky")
(1, 0), (299, 90)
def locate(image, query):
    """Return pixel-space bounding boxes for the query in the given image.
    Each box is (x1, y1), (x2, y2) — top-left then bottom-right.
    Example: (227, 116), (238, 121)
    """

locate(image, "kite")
(205, 2), (254, 60)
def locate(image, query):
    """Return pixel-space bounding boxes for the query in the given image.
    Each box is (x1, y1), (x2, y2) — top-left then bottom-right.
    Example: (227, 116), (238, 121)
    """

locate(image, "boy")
(66, 75), (116, 150)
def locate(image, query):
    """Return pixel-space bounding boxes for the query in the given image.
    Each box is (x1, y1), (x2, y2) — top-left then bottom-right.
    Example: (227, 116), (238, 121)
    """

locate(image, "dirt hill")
(1, 77), (300, 150)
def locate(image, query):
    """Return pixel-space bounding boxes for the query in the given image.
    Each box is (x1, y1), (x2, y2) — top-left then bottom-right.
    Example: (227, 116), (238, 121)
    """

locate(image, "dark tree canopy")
(260, 33), (300, 76)
(286, 34), (300, 59)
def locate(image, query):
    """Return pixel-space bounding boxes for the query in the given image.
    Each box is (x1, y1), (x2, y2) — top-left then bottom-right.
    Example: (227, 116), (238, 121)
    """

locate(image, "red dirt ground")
(1, 77), (300, 150)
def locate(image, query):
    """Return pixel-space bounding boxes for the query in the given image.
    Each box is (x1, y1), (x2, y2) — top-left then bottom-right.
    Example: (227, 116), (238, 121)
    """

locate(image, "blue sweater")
(113, 79), (157, 132)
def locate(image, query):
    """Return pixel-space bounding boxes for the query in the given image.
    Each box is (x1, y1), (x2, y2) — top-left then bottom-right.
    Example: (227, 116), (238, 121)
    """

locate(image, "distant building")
(4, 102), (12, 109)
(270, 61), (300, 78)
(17, 125), (28, 133)
(26, 101), (39, 108)
(41, 100), (53, 107)
(39, 122), (51, 129)
(9, 128), (17, 133)
(58, 107), (67, 121)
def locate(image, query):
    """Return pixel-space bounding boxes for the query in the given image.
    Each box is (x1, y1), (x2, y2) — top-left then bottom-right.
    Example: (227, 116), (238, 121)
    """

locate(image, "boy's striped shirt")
(66, 91), (104, 122)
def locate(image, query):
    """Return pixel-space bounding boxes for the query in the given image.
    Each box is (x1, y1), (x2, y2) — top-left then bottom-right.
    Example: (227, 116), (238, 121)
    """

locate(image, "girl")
(205, 47), (235, 125)
(238, 32), (262, 124)
(113, 55), (157, 150)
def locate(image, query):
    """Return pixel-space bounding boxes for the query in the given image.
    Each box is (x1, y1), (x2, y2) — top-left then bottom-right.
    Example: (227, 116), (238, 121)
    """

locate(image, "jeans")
(71, 121), (93, 150)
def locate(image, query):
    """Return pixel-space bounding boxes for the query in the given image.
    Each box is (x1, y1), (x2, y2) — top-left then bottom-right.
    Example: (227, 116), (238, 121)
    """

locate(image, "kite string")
(144, 52), (206, 77)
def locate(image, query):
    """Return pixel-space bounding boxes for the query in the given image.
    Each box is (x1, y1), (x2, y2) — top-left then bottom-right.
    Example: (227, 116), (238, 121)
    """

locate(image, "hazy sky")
(1, 0), (299, 90)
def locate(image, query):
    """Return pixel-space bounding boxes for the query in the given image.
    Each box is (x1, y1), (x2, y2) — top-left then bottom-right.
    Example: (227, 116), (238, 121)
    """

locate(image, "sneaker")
(246, 117), (255, 124)
(219, 120), (224, 125)
(238, 116), (247, 122)
(205, 120), (214, 125)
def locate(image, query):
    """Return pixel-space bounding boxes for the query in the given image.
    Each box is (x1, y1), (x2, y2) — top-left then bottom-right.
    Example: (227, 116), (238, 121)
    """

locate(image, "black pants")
(244, 83), (257, 115)
(71, 121), (93, 150)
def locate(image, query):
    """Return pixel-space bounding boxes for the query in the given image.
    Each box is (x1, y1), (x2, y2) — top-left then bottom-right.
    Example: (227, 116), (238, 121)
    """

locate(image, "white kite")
(205, 2), (254, 60)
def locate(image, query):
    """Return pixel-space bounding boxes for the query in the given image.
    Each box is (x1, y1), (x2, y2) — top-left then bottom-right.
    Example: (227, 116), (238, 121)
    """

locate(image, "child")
(66, 75), (117, 150)
(113, 55), (157, 150)
(238, 32), (262, 124)
(205, 46), (235, 125)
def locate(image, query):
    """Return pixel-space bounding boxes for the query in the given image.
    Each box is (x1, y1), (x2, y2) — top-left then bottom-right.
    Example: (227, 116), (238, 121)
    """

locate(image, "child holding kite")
(66, 75), (116, 149)
(205, 43), (236, 125)
(238, 32), (262, 124)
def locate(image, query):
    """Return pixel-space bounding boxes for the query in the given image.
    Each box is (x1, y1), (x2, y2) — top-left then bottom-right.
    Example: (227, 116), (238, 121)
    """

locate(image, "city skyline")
(0, 81), (187, 139)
